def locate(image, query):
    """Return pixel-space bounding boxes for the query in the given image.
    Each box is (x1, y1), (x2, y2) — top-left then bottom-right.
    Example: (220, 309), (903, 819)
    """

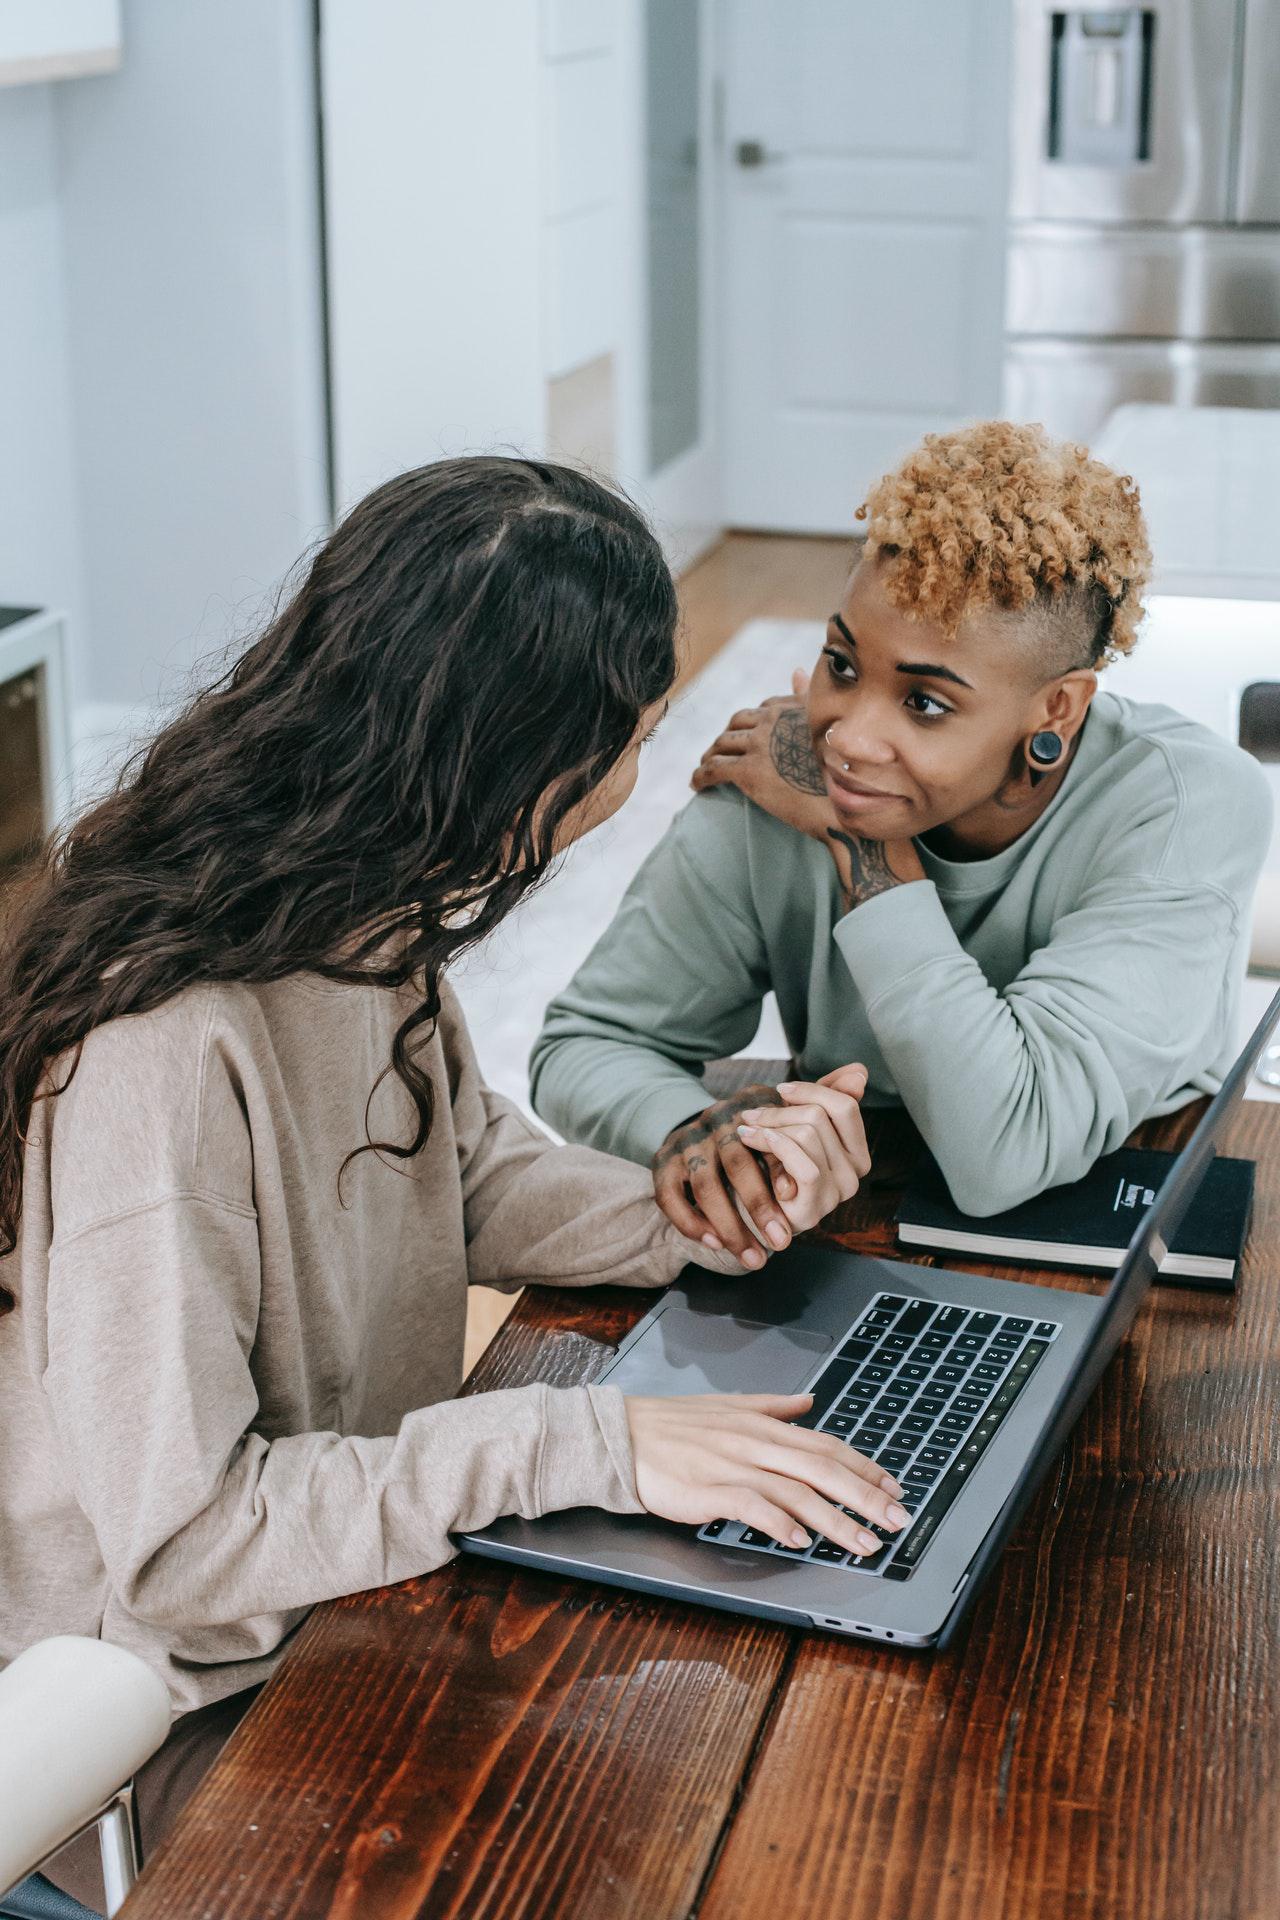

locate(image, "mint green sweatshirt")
(531, 694), (1272, 1216)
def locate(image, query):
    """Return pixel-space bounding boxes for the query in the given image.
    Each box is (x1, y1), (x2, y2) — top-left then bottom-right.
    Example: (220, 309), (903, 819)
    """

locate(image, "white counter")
(1094, 404), (1280, 601)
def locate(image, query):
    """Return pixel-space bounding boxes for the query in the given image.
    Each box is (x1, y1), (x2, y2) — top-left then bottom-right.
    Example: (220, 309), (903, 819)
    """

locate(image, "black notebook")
(897, 1147), (1255, 1290)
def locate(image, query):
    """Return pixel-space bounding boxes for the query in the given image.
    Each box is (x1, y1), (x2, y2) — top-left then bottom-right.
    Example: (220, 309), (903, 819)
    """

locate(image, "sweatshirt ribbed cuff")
(534, 1383), (644, 1517)
(832, 879), (955, 1006)
(622, 1077), (717, 1164)
(665, 1218), (752, 1276)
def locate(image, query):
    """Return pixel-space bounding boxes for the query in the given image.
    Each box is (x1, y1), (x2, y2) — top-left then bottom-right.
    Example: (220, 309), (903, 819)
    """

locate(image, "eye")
(823, 645), (857, 682)
(905, 688), (952, 720)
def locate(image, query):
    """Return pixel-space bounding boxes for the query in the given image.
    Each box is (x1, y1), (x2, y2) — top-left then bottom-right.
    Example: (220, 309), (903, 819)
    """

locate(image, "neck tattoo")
(827, 828), (898, 909)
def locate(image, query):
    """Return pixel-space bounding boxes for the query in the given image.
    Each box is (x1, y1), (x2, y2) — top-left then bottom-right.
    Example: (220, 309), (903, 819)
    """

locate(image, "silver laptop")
(463, 990), (1280, 1650)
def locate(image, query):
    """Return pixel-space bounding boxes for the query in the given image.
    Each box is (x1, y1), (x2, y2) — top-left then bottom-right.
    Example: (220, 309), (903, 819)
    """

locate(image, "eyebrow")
(829, 611), (975, 692)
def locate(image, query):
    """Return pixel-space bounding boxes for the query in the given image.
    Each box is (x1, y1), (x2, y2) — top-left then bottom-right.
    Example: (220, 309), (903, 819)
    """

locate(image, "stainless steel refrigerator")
(1004, 1), (1280, 444)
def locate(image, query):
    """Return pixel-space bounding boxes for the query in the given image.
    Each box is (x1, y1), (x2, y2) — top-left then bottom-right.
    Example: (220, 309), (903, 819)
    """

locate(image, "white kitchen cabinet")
(0, 0), (121, 87)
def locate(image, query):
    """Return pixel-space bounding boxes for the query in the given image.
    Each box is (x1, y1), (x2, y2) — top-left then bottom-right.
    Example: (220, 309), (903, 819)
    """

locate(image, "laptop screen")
(1100, 986), (1280, 1342)
(1010, 986), (1280, 1503)
(950, 987), (1280, 1632)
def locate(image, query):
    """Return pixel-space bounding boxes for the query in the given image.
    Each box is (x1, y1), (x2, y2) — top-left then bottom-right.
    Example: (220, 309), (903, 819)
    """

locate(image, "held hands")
(626, 1392), (910, 1556)
(640, 1062), (901, 1557)
(652, 1066), (871, 1270)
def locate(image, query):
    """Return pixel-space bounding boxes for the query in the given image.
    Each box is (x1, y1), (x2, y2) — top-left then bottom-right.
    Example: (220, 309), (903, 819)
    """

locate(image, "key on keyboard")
(698, 1291), (1059, 1580)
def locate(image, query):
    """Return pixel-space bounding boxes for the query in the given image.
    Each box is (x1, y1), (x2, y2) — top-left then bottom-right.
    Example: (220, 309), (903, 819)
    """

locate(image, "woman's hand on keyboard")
(626, 1391), (909, 1555)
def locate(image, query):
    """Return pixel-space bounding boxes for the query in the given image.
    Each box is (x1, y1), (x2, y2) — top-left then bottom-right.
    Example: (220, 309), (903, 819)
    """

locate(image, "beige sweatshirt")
(0, 973), (734, 1712)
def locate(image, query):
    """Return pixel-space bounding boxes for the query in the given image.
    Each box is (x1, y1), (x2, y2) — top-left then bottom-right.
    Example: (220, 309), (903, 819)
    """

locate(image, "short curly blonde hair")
(856, 420), (1152, 668)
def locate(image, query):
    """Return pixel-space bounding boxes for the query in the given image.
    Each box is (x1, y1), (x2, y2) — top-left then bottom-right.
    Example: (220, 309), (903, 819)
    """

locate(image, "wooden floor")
(462, 530), (855, 1374)
(673, 529), (859, 688)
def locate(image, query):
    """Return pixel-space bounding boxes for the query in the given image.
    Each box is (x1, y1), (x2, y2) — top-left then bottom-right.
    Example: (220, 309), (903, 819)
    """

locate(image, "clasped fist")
(652, 1065), (872, 1269)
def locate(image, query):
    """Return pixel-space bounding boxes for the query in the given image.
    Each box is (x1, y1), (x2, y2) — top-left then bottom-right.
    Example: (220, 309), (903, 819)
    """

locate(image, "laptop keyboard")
(696, 1291), (1059, 1580)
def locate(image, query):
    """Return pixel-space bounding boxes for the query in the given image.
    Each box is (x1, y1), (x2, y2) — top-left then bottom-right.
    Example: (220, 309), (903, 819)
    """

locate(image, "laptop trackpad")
(604, 1305), (831, 1397)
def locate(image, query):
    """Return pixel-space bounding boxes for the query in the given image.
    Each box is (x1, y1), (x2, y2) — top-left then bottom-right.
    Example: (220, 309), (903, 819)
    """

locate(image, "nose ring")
(825, 726), (850, 774)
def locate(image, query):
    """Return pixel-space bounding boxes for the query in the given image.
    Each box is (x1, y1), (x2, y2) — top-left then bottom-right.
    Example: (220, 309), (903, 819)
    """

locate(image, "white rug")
(451, 619), (824, 1117)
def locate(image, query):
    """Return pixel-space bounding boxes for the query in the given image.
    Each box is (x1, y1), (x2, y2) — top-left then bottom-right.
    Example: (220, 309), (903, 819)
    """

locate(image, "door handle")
(734, 139), (782, 168)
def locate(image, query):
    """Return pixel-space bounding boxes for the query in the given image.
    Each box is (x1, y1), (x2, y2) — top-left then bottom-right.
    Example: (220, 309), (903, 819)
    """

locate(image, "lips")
(824, 764), (902, 805)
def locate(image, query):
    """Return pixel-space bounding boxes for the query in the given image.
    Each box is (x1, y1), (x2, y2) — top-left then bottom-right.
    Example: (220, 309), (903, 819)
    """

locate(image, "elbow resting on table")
(526, 1042), (559, 1130)
(527, 1025), (582, 1134)
(112, 1552), (271, 1635)
(942, 1173), (1033, 1220)
(935, 1143), (1089, 1220)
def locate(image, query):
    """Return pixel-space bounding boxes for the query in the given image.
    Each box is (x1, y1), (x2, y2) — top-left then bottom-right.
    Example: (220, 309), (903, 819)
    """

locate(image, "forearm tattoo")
(827, 828), (900, 908)
(768, 706), (827, 794)
(653, 1084), (782, 1184)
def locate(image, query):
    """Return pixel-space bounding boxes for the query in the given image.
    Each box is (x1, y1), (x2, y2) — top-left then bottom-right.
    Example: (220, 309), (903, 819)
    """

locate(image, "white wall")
(0, 83), (85, 676)
(322, 0), (653, 511)
(0, 0), (120, 85)
(321, 0), (546, 511)
(540, 0), (623, 388)
(2, 0), (658, 789)
(54, 0), (329, 730)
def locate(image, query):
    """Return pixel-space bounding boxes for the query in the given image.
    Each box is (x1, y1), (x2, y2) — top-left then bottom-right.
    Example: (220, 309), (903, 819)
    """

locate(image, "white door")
(720, 0), (1012, 532)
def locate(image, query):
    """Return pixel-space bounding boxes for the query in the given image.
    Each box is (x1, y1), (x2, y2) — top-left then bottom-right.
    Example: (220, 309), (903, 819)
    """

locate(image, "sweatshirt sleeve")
(42, 1194), (649, 1647)
(834, 873), (1245, 1215)
(444, 983), (745, 1292)
(530, 796), (774, 1163)
(34, 983), (746, 1670)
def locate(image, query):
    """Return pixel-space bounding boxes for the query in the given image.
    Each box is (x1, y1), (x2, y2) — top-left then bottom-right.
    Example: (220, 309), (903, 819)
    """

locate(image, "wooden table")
(121, 1105), (1280, 1920)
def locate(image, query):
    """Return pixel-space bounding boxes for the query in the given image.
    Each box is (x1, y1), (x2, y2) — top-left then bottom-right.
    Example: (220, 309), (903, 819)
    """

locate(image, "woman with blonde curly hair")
(532, 421), (1272, 1244)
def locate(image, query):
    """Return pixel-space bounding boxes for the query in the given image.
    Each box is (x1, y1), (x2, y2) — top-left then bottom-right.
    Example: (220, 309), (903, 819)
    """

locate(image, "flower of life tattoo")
(768, 706), (827, 795)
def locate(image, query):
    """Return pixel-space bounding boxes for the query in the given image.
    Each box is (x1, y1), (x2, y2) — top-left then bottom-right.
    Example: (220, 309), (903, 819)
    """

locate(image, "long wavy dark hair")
(0, 457), (678, 1295)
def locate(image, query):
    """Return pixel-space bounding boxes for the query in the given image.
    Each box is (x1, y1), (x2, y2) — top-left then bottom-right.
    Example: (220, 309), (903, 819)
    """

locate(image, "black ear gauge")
(1027, 730), (1064, 785)
(1028, 730), (1064, 767)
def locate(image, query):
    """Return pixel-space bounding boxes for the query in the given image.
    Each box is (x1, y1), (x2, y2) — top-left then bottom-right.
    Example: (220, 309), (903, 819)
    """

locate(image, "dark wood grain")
(120, 1293), (791, 1920)
(121, 1105), (1280, 1920)
(699, 1101), (1280, 1920)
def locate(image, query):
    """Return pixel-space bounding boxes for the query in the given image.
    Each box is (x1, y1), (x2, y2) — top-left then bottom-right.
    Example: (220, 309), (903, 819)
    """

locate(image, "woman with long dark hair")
(0, 459), (898, 1912)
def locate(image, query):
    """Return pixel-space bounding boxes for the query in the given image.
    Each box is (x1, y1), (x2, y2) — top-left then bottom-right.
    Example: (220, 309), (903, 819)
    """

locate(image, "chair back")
(0, 1638), (170, 1898)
